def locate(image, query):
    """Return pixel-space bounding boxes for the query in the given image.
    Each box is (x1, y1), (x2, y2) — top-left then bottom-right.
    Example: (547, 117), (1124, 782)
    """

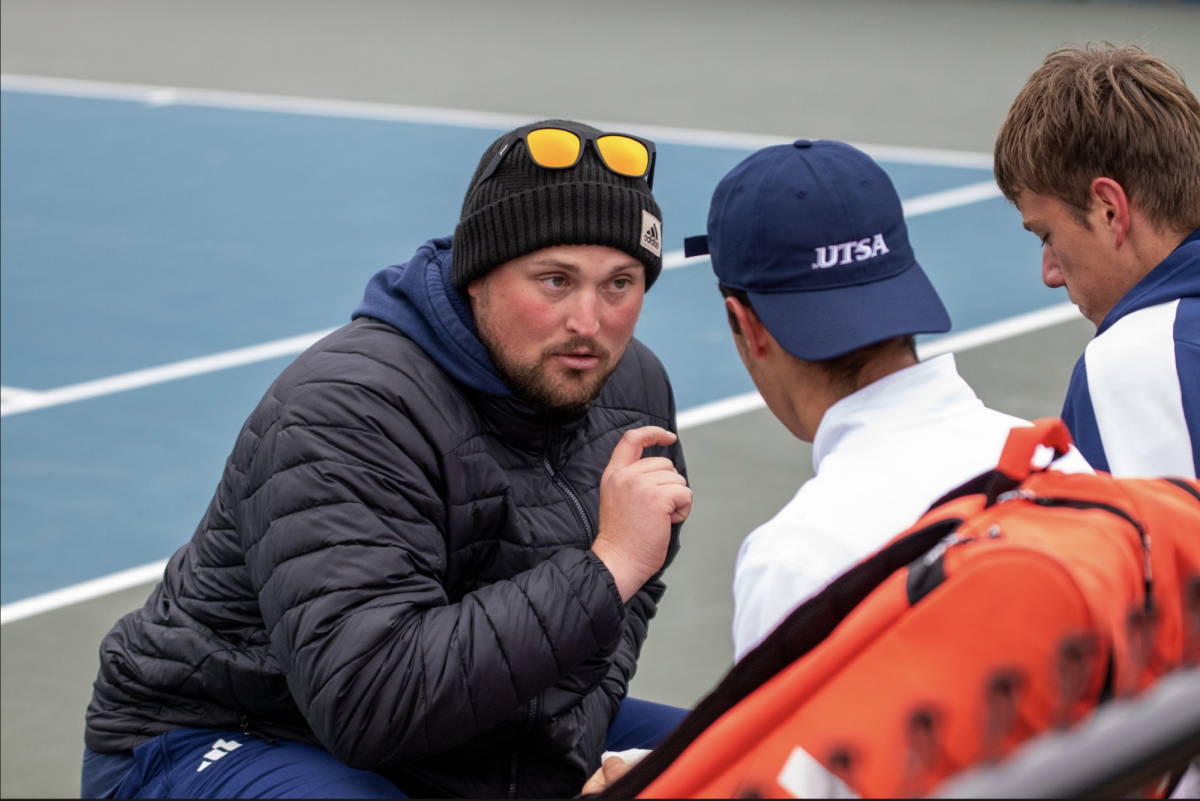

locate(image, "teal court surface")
(0, 75), (1070, 612)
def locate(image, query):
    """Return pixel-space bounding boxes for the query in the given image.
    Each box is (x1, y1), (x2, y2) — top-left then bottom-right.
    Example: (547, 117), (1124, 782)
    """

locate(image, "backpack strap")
(599, 517), (963, 799)
(1163, 477), (1200, 505)
(995, 418), (1073, 487)
(927, 468), (1018, 512)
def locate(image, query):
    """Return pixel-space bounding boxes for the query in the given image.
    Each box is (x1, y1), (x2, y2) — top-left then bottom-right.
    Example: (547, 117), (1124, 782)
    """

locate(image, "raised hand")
(591, 426), (692, 602)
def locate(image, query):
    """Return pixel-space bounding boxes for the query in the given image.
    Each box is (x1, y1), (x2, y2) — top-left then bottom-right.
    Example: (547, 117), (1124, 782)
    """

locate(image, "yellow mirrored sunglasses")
(476, 125), (657, 189)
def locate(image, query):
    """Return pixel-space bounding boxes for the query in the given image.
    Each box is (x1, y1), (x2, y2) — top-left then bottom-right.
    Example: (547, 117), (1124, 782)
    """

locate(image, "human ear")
(467, 272), (490, 301)
(725, 297), (770, 360)
(1090, 177), (1131, 249)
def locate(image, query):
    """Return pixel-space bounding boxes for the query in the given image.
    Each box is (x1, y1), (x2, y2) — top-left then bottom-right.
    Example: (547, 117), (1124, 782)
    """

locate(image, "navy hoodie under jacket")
(1062, 227), (1200, 476)
(353, 237), (511, 397)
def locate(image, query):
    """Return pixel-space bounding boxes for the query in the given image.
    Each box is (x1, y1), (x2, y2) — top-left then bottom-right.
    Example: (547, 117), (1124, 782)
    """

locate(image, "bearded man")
(82, 120), (691, 799)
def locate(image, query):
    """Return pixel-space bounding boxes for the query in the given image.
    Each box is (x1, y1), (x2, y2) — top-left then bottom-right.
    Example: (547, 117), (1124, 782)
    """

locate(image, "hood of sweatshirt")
(352, 237), (510, 396)
(1098, 227), (1200, 336)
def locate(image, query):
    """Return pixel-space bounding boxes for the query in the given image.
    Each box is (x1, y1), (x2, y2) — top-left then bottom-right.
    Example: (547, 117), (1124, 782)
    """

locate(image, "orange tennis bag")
(602, 419), (1200, 798)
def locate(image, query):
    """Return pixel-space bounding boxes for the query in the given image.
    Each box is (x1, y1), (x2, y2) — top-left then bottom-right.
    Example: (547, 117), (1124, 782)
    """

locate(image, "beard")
(476, 315), (622, 414)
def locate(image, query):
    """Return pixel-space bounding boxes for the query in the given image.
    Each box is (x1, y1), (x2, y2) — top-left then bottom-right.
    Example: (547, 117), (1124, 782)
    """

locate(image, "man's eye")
(545, 276), (567, 288)
(1039, 233), (1050, 247)
(612, 278), (630, 290)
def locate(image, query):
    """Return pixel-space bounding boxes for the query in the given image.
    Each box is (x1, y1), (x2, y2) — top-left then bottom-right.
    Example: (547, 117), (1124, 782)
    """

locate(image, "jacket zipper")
(542, 424), (595, 543)
(505, 424), (588, 796)
(507, 693), (540, 798)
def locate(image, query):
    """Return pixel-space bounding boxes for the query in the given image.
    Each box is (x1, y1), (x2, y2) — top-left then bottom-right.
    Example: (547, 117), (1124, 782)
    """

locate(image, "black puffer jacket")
(86, 259), (684, 798)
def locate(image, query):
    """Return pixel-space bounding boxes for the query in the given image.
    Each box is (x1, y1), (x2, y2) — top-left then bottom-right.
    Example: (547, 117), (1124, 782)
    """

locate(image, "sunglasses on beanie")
(475, 124), (657, 189)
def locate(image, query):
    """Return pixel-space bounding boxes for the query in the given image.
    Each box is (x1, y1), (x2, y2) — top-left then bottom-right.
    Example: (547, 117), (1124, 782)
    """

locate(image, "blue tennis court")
(0, 86), (1065, 604)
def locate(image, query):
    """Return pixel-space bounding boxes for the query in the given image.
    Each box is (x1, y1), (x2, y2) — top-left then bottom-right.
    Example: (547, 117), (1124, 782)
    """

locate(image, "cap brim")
(746, 262), (951, 361)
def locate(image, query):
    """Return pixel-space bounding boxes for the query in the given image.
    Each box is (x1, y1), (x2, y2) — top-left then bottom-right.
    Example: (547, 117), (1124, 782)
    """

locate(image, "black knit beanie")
(452, 120), (664, 291)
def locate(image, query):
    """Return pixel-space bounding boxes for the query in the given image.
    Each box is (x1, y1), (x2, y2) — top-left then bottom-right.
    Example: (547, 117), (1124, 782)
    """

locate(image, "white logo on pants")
(197, 738), (242, 772)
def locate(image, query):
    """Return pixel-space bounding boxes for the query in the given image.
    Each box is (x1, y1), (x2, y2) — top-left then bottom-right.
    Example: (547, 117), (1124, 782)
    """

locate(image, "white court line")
(900, 180), (1003, 216)
(0, 329), (337, 417)
(662, 180), (1004, 271)
(0, 179), (1006, 418)
(661, 249), (698, 270)
(0, 73), (993, 169)
(0, 301), (1086, 623)
(676, 302), (1084, 430)
(1, 560), (169, 625)
(1, 385), (39, 402)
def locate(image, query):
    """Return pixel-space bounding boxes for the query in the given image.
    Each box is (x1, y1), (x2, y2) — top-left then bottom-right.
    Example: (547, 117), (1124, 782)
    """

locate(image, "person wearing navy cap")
(686, 139), (1092, 662)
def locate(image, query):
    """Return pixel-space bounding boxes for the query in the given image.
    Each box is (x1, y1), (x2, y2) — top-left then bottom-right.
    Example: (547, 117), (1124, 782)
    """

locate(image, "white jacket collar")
(811, 354), (984, 473)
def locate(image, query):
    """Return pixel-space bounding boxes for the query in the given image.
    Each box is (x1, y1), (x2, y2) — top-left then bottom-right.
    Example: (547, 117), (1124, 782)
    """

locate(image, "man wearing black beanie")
(82, 121), (690, 799)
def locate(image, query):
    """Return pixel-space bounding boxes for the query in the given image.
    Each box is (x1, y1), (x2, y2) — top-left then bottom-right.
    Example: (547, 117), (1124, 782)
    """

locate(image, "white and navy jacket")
(1063, 228), (1200, 478)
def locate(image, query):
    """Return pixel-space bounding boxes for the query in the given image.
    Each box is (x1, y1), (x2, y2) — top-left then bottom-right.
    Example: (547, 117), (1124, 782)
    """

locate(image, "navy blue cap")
(685, 140), (950, 360)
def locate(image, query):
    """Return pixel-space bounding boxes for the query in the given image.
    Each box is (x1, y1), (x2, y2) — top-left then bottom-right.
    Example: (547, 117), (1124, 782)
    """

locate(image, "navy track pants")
(82, 697), (688, 798)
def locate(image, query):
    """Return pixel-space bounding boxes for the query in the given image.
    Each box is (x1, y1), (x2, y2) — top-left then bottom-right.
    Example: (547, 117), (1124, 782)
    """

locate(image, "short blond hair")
(995, 43), (1200, 233)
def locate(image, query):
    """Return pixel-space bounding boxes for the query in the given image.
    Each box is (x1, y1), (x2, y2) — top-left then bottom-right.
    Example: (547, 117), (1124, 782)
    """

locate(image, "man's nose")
(565, 292), (601, 339)
(1042, 248), (1065, 289)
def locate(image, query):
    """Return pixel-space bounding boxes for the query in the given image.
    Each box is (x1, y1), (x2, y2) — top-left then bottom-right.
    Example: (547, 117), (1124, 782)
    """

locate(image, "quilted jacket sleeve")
(245, 363), (626, 771)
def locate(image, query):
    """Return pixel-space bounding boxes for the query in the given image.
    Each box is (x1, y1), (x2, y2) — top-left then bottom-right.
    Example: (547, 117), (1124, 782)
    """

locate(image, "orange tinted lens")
(526, 128), (581, 168)
(596, 135), (649, 177)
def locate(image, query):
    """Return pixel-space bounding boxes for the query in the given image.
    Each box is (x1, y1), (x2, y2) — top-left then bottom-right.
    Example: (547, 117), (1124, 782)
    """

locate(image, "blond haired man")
(995, 44), (1200, 479)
